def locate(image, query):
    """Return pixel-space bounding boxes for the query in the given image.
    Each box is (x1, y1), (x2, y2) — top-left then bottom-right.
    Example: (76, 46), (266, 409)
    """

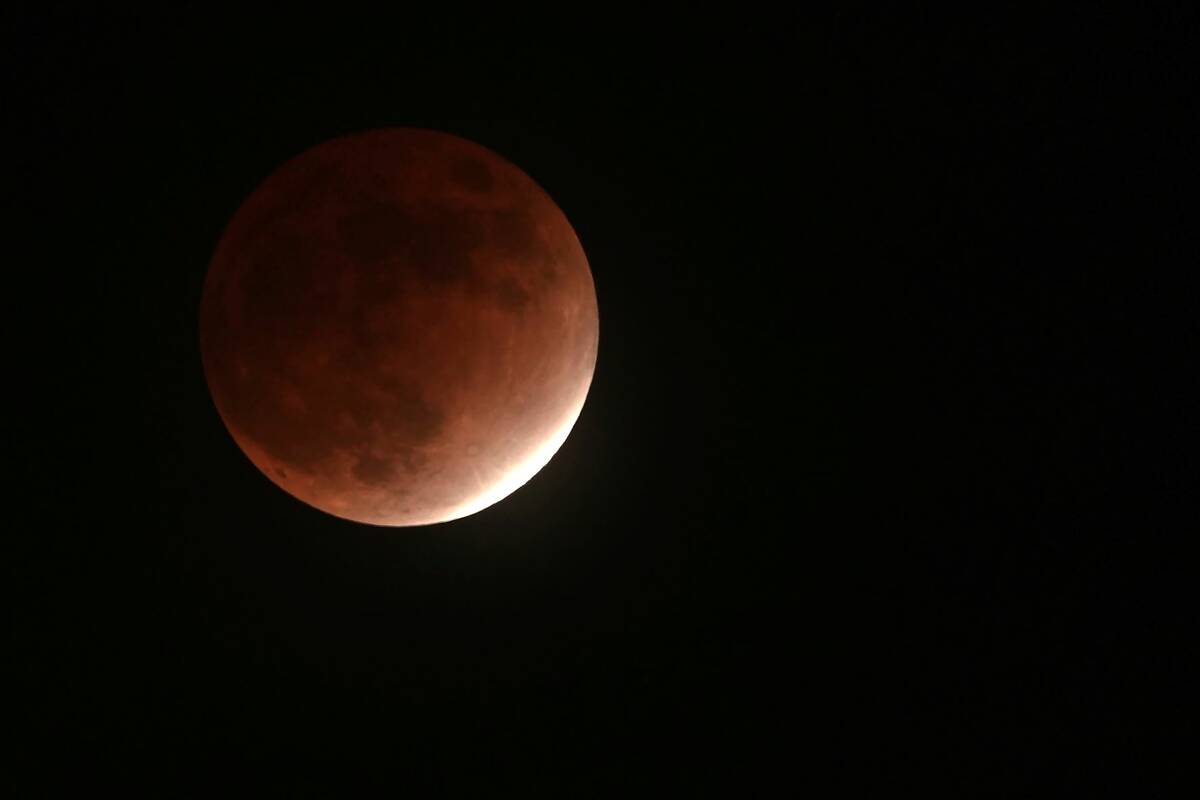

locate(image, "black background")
(12, 7), (1195, 795)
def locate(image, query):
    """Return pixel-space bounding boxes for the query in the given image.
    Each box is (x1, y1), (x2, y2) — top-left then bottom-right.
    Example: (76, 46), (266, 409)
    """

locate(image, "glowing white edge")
(436, 395), (589, 525)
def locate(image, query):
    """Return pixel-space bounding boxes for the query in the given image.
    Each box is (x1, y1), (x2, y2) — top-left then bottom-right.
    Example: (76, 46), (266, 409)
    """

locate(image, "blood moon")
(199, 129), (599, 526)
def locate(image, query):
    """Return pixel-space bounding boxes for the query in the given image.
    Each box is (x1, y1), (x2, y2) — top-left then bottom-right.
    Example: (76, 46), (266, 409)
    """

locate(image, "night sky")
(14, 8), (1193, 795)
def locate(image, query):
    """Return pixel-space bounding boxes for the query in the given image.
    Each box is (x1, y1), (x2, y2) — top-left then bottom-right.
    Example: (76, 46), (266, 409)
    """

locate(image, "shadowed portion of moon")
(199, 129), (599, 526)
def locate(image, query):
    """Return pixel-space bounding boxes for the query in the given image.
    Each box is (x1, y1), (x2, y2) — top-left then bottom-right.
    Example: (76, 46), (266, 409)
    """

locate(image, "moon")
(199, 129), (599, 526)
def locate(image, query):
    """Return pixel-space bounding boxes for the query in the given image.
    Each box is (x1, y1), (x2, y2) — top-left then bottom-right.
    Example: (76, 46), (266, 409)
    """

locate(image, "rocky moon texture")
(200, 129), (599, 526)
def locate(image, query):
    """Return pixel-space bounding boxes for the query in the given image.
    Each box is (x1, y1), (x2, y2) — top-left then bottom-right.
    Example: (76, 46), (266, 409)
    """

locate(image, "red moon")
(199, 129), (599, 526)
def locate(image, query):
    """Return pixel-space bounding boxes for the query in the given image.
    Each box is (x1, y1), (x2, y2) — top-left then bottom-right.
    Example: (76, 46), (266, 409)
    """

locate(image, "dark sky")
(13, 7), (1194, 795)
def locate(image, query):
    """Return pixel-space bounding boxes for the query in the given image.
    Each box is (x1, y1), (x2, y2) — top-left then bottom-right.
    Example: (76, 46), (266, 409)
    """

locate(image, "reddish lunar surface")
(199, 129), (599, 526)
